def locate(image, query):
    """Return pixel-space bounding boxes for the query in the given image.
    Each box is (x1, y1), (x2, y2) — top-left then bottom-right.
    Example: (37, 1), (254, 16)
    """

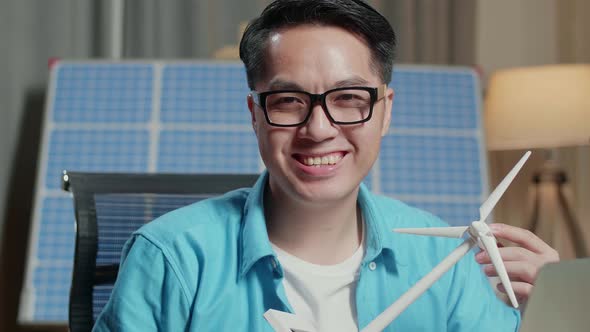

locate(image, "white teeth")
(301, 154), (343, 166)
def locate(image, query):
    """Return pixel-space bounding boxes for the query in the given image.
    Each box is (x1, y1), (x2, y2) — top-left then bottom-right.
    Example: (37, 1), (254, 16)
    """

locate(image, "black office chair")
(62, 171), (259, 332)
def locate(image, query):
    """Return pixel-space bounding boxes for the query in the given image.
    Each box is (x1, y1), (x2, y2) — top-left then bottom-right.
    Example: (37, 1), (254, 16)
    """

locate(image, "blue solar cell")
(400, 200), (482, 226)
(53, 64), (153, 123)
(390, 70), (478, 129)
(32, 265), (71, 321)
(37, 197), (75, 261)
(160, 64), (251, 124)
(379, 134), (482, 196)
(45, 129), (150, 189)
(157, 129), (260, 173)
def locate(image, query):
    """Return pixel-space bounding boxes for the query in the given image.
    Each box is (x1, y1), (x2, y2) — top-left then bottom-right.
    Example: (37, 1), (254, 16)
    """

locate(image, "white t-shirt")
(271, 239), (365, 332)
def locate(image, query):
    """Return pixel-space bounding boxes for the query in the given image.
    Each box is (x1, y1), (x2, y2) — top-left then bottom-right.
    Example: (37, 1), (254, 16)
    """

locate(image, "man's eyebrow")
(266, 79), (304, 91)
(332, 76), (371, 88)
(265, 76), (372, 91)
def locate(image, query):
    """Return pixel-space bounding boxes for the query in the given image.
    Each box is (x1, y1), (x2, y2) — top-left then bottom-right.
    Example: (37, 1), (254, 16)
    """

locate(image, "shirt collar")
(358, 183), (408, 266)
(239, 171), (275, 278)
(238, 172), (408, 278)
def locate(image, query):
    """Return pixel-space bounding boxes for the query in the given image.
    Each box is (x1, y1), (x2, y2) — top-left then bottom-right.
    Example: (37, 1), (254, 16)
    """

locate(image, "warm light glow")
(485, 64), (590, 150)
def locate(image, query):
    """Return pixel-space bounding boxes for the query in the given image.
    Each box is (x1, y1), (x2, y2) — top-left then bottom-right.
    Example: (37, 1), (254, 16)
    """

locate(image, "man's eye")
(339, 94), (355, 100)
(268, 95), (307, 109)
(277, 96), (300, 104)
(336, 94), (368, 104)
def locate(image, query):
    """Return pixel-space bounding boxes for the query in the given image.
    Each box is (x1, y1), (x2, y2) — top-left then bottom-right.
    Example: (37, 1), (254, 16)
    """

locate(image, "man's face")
(248, 25), (394, 205)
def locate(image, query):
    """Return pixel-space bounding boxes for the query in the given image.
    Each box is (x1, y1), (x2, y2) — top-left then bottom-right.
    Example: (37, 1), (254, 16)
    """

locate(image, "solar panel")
(19, 61), (487, 324)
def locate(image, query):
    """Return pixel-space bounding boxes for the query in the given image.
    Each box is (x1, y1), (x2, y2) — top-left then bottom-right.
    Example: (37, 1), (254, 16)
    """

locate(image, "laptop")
(519, 258), (590, 332)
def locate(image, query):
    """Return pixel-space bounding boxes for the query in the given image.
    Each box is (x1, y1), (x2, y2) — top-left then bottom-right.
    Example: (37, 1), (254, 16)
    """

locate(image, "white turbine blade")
(480, 151), (531, 223)
(394, 226), (468, 238)
(479, 234), (519, 308)
(263, 309), (316, 332)
(361, 238), (477, 332)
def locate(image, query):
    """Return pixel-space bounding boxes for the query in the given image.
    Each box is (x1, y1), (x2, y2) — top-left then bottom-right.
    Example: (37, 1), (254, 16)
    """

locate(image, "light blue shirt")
(93, 172), (520, 331)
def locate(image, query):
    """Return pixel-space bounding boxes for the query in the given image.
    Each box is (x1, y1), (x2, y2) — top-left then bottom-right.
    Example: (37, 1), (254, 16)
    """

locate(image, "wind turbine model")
(361, 150), (531, 332)
(264, 151), (531, 332)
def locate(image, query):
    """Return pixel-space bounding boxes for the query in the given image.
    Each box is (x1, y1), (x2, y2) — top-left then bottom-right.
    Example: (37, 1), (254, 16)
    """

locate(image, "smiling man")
(93, 1), (559, 331)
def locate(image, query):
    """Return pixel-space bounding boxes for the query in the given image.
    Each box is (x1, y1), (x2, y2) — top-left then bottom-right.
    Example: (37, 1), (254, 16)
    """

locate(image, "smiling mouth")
(293, 152), (345, 166)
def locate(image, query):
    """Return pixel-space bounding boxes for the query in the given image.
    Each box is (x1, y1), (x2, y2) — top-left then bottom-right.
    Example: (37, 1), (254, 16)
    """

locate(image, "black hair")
(239, 0), (396, 90)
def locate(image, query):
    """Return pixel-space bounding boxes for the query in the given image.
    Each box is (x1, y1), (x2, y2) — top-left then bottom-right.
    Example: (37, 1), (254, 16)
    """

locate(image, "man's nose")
(298, 104), (339, 141)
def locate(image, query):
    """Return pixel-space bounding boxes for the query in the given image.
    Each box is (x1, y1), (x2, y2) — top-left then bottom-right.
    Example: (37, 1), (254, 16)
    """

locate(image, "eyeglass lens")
(265, 89), (372, 125)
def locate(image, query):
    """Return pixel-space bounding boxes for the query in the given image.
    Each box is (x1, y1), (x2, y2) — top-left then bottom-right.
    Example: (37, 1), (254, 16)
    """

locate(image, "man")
(93, 0), (559, 330)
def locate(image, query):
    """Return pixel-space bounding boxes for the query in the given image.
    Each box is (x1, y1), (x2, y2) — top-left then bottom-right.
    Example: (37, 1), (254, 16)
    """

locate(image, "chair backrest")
(63, 171), (259, 332)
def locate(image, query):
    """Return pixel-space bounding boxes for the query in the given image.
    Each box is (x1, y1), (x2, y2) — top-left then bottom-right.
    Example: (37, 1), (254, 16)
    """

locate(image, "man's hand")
(474, 223), (560, 303)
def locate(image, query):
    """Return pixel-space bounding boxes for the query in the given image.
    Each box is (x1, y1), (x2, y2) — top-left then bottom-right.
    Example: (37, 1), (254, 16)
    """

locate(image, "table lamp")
(485, 64), (590, 258)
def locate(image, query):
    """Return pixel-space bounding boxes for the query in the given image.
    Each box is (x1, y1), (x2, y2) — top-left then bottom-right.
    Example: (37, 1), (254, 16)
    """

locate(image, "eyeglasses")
(251, 84), (387, 127)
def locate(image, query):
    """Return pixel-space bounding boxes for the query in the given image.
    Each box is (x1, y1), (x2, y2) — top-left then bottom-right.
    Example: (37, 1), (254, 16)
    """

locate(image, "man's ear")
(381, 88), (394, 137)
(247, 94), (258, 136)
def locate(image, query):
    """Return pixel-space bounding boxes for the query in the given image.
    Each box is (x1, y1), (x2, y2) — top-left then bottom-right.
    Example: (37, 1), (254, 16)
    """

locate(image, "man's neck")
(264, 183), (363, 265)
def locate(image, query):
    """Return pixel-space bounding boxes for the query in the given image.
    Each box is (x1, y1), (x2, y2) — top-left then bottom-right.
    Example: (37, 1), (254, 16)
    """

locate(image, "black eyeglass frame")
(251, 84), (387, 127)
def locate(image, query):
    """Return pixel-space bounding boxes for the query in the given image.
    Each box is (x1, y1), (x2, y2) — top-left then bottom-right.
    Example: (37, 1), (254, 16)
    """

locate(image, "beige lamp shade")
(485, 64), (590, 150)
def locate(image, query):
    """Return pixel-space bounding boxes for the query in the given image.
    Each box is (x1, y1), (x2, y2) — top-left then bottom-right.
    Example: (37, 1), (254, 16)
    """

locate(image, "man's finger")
(483, 261), (538, 284)
(497, 281), (534, 300)
(489, 223), (554, 255)
(475, 246), (539, 265)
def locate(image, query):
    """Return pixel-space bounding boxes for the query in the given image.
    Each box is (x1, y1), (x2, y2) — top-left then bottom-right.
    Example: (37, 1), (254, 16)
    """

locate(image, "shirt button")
(369, 262), (377, 270)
